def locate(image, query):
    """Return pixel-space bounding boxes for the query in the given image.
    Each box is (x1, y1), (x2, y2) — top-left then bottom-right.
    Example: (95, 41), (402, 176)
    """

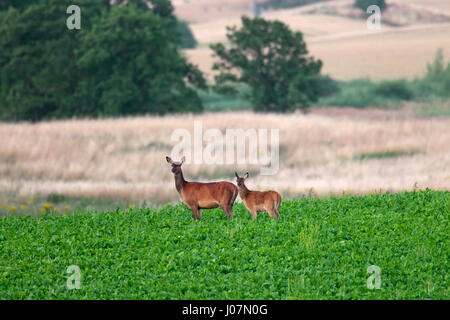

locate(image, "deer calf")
(166, 156), (238, 220)
(235, 172), (281, 219)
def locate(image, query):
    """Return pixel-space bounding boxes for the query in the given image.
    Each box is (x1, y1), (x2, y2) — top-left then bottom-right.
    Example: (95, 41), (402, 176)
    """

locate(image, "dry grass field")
(180, 0), (450, 81)
(1, 107), (449, 212)
(392, 0), (450, 15)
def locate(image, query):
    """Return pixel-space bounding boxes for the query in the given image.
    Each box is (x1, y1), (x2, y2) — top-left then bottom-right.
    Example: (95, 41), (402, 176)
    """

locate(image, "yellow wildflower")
(43, 203), (53, 209)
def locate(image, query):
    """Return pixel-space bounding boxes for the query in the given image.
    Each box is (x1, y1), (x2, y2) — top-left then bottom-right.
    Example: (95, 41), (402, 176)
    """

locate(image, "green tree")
(0, 0), (38, 11)
(0, 0), (205, 121)
(210, 17), (323, 112)
(177, 21), (197, 49)
(76, 5), (205, 116)
(422, 49), (450, 97)
(0, 1), (108, 121)
(354, 0), (387, 12)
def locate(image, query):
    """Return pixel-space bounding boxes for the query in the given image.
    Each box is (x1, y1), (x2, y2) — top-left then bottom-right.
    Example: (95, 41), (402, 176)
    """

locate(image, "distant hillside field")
(0, 190), (448, 299)
(177, 0), (450, 80)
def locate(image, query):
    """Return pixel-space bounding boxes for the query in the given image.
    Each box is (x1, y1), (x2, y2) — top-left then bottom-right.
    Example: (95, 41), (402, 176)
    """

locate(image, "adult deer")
(235, 172), (281, 219)
(166, 156), (238, 220)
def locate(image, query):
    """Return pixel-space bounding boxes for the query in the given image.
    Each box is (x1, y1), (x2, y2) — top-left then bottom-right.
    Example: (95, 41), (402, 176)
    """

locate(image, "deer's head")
(235, 172), (249, 189)
(166, 156), (185, 175)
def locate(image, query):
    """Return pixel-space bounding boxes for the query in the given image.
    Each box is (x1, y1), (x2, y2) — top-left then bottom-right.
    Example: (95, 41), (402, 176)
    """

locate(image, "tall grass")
(1, 111), (449, 208)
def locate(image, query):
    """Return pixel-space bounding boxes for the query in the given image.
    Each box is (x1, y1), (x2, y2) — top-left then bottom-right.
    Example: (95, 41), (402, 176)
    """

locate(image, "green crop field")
(0, 190), (448, 299)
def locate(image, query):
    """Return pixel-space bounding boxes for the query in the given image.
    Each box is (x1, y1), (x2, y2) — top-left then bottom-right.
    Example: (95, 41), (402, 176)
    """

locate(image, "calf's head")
(235, 172), (249, 188)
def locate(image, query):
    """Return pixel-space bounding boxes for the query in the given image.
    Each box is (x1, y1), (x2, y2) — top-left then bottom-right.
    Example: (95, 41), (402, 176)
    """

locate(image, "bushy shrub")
(423, 49), (450, 96)
(424, 49), (448, 82)
(315, 79), (382, 108)
(314, 75), (341, 97)
(372, 80), (414, 100)
(411, 49), (450, 99)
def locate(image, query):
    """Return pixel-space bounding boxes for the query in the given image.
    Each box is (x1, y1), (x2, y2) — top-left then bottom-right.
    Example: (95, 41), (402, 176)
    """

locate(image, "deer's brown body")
(235, 172), (281, 219)
(167, 156), (238, 220)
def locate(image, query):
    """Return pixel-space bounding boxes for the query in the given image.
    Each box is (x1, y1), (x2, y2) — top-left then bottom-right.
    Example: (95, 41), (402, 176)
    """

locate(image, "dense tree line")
(0, 0), (204, 121)
(0, 0), (330, 121)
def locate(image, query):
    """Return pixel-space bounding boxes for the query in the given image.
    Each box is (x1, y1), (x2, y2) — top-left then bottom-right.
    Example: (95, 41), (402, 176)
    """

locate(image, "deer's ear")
(244, 172), (249, 179)
(166, 156), (173, 164)
(235, 172), (239, 179)
(180, 156), (186, 164)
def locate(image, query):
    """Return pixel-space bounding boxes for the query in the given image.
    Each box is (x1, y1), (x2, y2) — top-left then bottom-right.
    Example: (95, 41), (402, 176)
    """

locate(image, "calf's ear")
(180, 156), (186, 164)
(235, 172), (240, 179)
(166, 156), (173, 164)
(244, 172), (249, 179)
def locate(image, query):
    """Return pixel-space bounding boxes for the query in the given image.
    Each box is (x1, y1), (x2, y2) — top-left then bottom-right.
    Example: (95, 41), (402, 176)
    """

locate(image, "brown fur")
(235, 172), (282, 219)
(166, 156), (238, 220)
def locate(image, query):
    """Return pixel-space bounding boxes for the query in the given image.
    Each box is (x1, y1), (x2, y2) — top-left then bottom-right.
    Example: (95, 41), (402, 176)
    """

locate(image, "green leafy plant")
(0, 190), (448, 299)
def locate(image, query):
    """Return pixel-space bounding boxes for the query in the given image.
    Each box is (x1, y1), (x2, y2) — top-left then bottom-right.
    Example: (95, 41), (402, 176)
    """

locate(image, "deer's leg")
(187, 203), (200, 220)
(219, 203), (232, 219)
(227, 189), (238, 219)
(226, 205), (233, 219)
(219, 192), (234, 220)
(263, 197), (274, 217)
(247, 206), (257, 220)
(273, 208), (279, 219)
(269, 201), (280, 218)
(274, 203), (280, 219)
(274, 198), (281, 219)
